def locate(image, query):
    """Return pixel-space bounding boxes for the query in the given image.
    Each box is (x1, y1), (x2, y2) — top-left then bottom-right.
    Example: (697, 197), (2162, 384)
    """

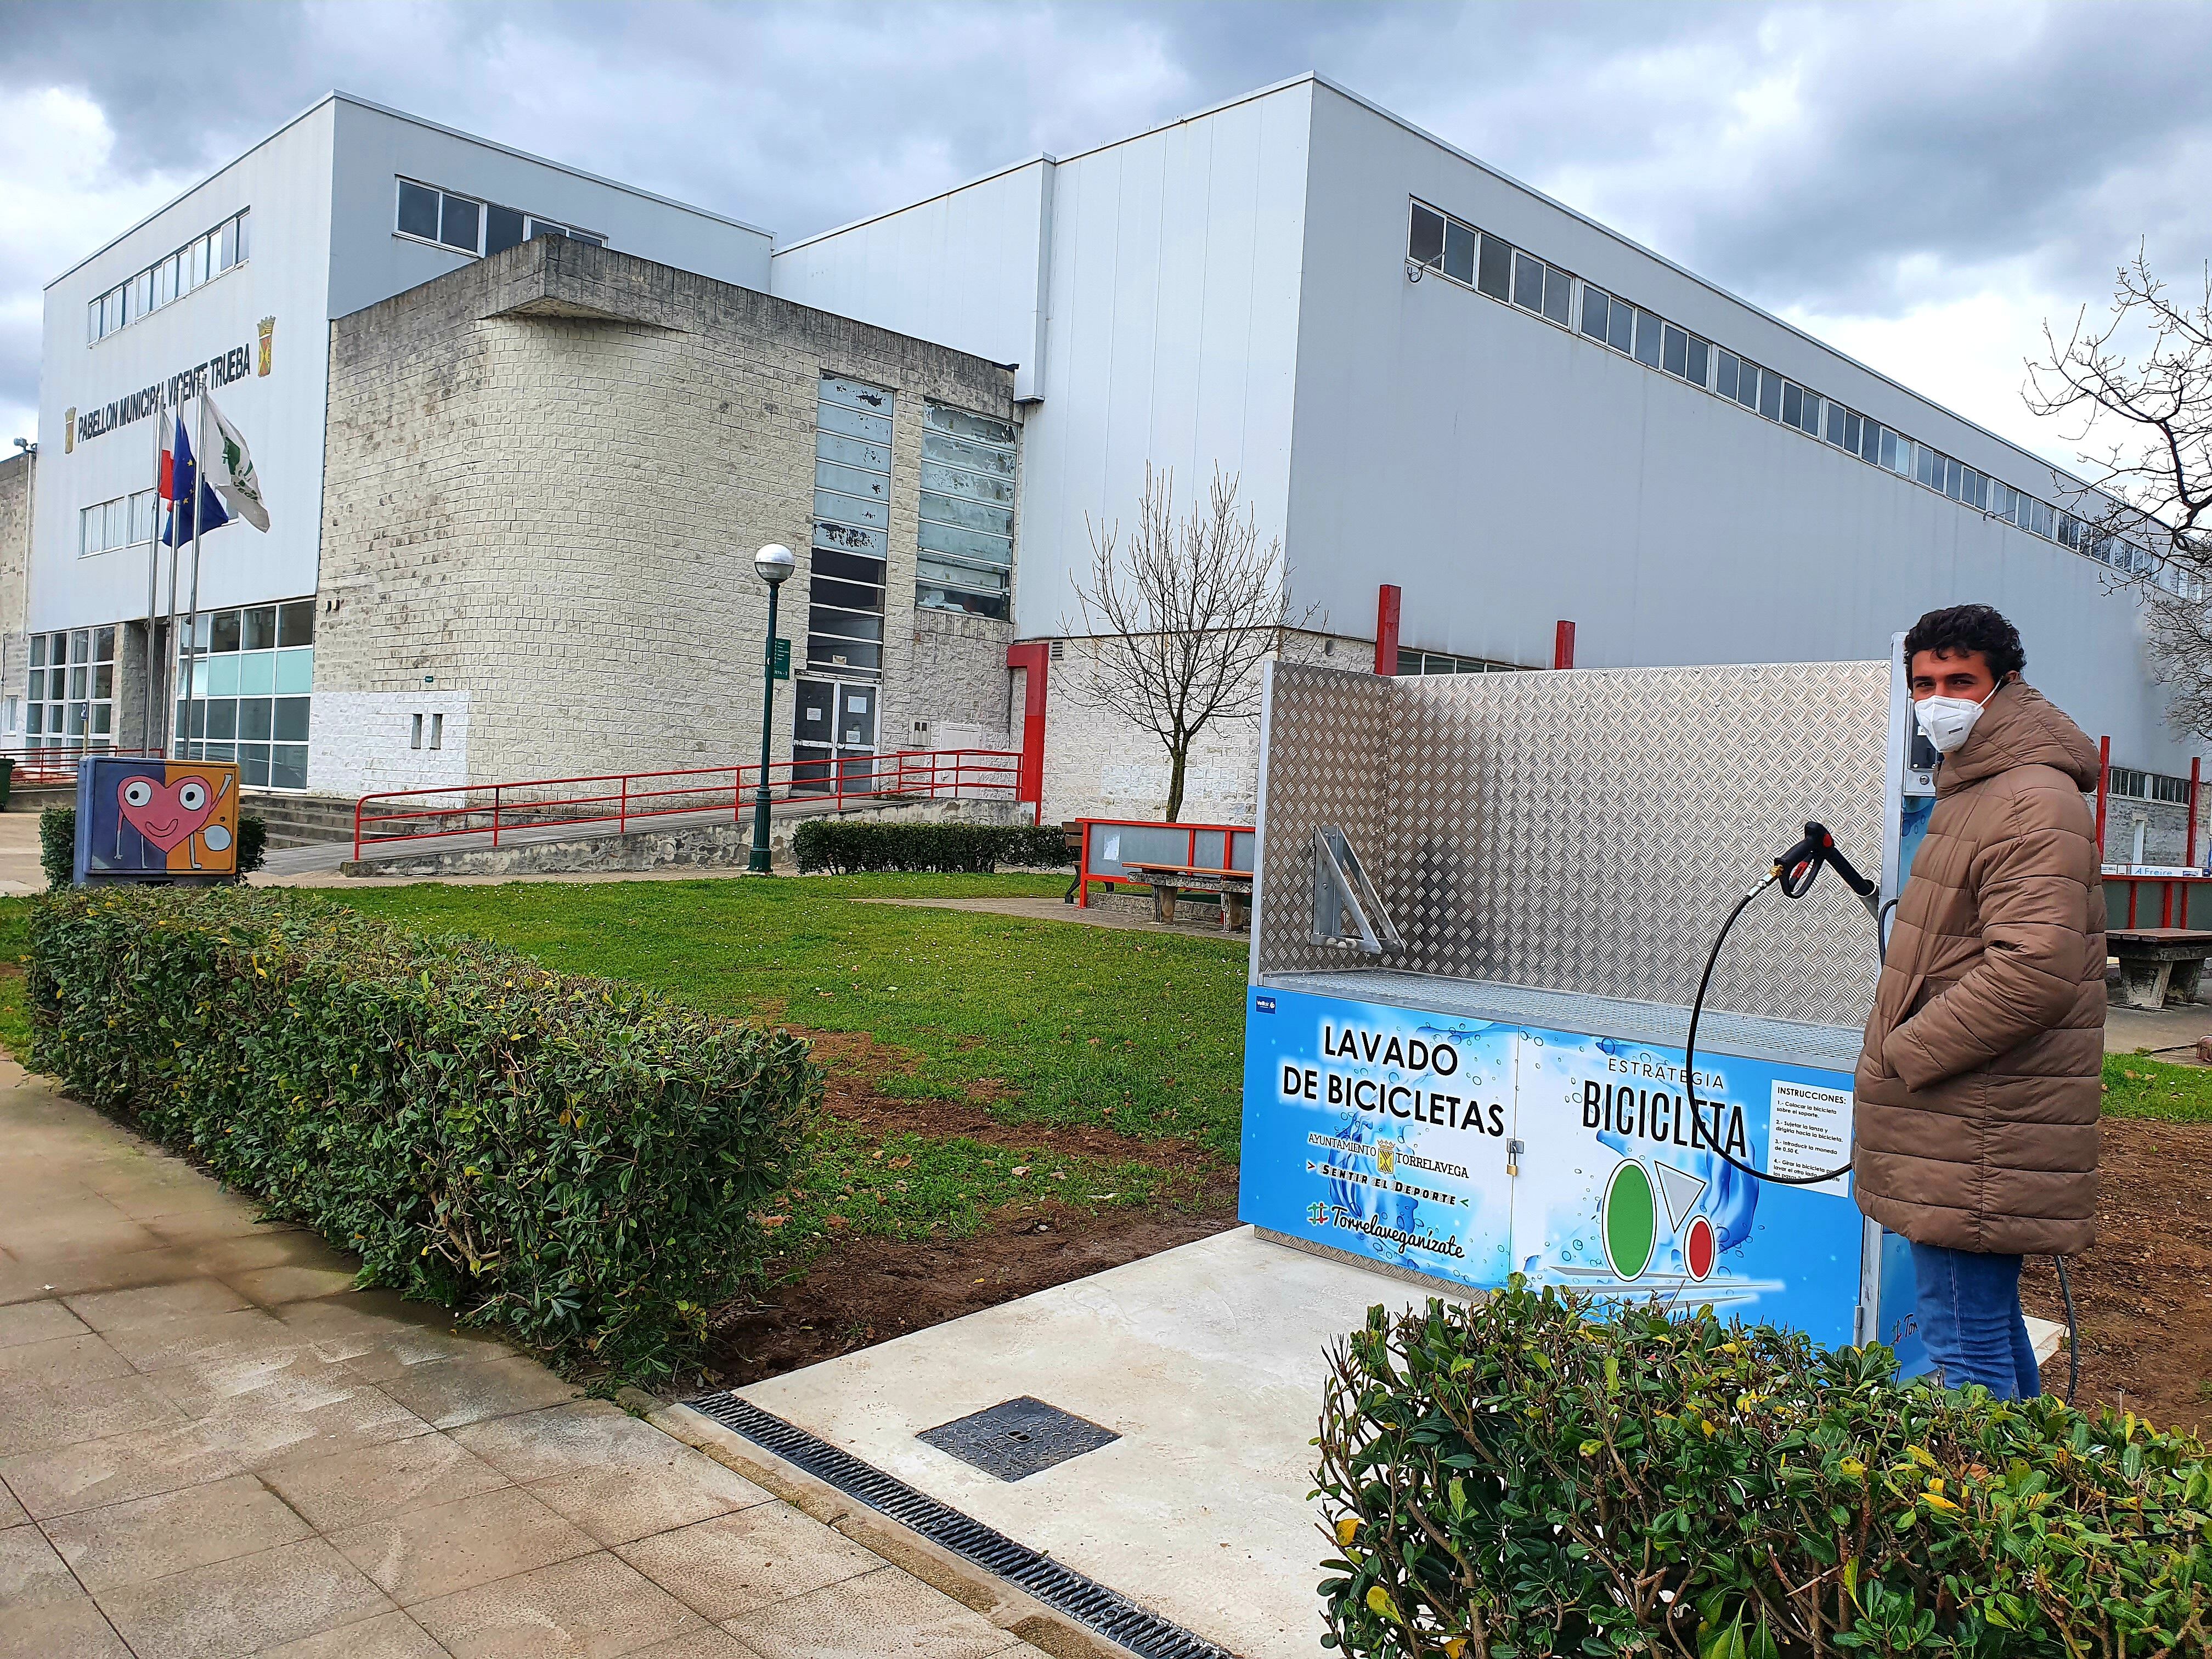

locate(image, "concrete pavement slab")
(329, 1483), (599, 1605)
(42, 1470), (314, 1591)
(0, 1518), (79, 1605)
(0, 1330), (136, 1383)
(0, 1415), (250, 1518)
(613, 1505), (884, 1623)
(261, 1427), (511, 1533)
(251, 1608), (452, 1658)
(93, 1534), (395, 1659)
(0, 1370), (181, 1457)
(269, 1289), (511, 1376)
(0, 1589), (136, 1658)
(729, 1565), (1028, 1659)
(0, 1296), (90, 1348)
(376, 1352), (586, 1427)
(65, 1274), (253, 1329)
(411, 1549), (710, 1659)
(0, 1479), (23, 1530)
(227, 1265), (364, 1306)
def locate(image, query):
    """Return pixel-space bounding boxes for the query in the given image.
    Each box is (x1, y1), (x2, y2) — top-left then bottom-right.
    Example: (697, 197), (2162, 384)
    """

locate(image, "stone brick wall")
(1036, 627), (1374, 825)
(0, 450), (30, 733)
(316, 235), (1018, 789)
(904, 609), (1014, 753)
(312, 690), (472, 797)
(2101, 792), (2202, 869)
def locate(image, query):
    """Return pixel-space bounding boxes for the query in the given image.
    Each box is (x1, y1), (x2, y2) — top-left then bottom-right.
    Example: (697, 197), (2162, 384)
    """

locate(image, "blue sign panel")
(1241, 986), (1869, 1347)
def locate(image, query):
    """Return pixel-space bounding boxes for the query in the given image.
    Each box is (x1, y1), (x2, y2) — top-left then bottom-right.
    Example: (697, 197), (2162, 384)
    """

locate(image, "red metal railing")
(352, 748), (1023, 860)
(2103, 870), (2212, 931)
(0, 746), (163, 787)
(1074, 816), (1256, 907)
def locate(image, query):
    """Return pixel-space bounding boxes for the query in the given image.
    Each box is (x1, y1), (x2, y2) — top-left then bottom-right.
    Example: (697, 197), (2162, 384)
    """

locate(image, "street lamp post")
(748, 544), (795, 873)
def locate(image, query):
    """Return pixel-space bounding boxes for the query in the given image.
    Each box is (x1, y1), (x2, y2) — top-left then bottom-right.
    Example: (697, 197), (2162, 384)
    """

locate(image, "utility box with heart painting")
(74, 757), (241, 885)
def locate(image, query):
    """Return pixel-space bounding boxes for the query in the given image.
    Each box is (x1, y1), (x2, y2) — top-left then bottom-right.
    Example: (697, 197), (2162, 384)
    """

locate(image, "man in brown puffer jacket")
(1855, 604), (2103, 1399)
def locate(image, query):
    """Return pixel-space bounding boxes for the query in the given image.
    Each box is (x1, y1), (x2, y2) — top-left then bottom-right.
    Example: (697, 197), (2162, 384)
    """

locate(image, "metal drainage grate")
(685, 1392), (1233, 1659)
(918, 1396), (1120, 1482)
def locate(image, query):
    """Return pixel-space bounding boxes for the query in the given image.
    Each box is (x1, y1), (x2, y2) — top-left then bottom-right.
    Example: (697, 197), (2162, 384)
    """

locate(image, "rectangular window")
(1737, 362), (1763, 411)
(218, 217), (239, 270)
(1633, 308), (1662, 368)
(1781, 382), (1803, 430)
(1511, 250), (1544, 313)
(1661, 323), (1687, 378)
(1442, 220), (1475, 285)
(1715, 349), (1739, 402)
(1758, 369), (1782, 421)
(429, 713), (444, 750)
(439, 193), (482, 252)
(398, 180), (440, 239)
(918, 400), (1018, 619)
(1408, 202), (1445, 268)
(1579, 286), (1610, 343)
(1606, 295), (1633, 354)
(1684, 335), (1709, 388)
(1541, 263), (1573, 326)
(1475, 234), (1511, 301)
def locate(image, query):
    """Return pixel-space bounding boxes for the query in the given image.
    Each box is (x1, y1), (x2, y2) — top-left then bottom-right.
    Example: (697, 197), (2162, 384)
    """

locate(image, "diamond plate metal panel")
(1254, 660), (1890, 1028)
(1255, 664), (1394, 975)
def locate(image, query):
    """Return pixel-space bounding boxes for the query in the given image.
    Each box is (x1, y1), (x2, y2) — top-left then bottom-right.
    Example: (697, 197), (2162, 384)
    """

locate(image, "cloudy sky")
(4, 0), (2208, 466)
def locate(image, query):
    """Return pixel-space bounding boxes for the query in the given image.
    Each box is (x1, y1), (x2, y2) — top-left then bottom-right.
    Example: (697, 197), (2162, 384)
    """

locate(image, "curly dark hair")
(1903, 604), (2025, 681)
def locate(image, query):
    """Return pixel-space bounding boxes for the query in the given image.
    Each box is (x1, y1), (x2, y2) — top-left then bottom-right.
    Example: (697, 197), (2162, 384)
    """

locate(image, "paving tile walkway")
(0, 1059), (1052, 1659)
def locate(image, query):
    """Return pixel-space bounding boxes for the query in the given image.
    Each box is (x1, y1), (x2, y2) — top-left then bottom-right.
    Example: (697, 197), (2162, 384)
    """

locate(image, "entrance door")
(793, 676), (878, 794)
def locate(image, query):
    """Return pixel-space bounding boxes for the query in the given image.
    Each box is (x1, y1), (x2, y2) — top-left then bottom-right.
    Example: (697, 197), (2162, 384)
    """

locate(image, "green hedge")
(792, 819), (1070, 874)
(40, 804), (267, 889)
(29, 888), (820, 1378)
(1316, 1282), (2209, 1657)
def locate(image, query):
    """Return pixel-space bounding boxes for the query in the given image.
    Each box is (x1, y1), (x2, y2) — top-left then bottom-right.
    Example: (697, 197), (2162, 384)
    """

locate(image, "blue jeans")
(1909, 1242), (2042, 1399)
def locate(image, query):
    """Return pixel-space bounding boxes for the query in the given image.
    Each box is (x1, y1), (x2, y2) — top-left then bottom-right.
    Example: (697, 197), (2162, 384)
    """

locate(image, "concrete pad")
(0, 1589), (135, 1659)
(614, 1505), (884, 1622)
(0, 1211), (167, 1266)
(43, 1470), (315, 1591)
(0, 1416), (249, 1519)
(262, 1430), (511, 1533)
(93, 1535), (394, 1659)
(274, 1295), (512, 1378)
(328, 1484), (598, 1605)
(0, 1372), (182, 1457)
(411, 1550), (709, 1659)
(375, 1353), (585, 1428)
(625, 1631), (757, 1659)
(735, 1226), (1465, 1659)
(0, 1479), (23, 1530)
(729, 1565), (1026, 1659)
(252, 1609), (450, 1658)
(0, 1333), (135, 1384)
(145, 1348), (430, 1472)
(0, 1297), (89, 1348)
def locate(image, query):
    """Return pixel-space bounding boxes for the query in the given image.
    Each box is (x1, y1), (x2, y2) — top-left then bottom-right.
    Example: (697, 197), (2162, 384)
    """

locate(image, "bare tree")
(2027, 251), (2212, 733)
(1063, 465), (1315, 822)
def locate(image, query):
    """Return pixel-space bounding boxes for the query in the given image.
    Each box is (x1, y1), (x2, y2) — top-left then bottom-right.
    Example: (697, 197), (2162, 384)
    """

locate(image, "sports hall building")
(13, 77), (2204, 856)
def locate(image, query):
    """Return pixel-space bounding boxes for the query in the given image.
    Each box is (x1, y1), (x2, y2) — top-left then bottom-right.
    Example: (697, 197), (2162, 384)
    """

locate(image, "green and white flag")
(202, 393), (269, 532)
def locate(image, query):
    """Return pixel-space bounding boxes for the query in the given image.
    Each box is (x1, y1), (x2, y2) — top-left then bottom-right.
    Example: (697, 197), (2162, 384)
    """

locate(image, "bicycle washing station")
(689, 651), (2060, 1659)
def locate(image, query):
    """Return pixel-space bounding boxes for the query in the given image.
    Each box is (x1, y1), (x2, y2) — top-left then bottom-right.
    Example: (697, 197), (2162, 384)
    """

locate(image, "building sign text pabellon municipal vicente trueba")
(67, 320), (272, 451)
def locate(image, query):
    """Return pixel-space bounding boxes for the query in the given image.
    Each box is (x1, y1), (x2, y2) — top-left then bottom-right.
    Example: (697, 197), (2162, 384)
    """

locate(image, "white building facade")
(770, 75), (2203, 834)
(29, 93), (769, 789)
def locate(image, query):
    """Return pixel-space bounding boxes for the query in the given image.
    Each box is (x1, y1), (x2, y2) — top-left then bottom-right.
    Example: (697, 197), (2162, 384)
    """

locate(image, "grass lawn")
(2102, 1052), (2212, 1124)
(335, 874), (1252, 1154)
(331, 874), (1251, 1267)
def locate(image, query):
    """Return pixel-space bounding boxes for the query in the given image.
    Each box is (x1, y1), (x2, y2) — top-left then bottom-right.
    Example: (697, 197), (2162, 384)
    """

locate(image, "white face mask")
(1914, 685), (1997, 755)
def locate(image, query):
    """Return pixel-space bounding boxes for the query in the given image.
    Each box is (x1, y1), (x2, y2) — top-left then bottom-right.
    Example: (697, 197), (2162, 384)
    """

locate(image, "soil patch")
(698, 1197), (1237, 1389)
(2021, 1115), (2212, 1435)
(796, 1024), (1220, 1167)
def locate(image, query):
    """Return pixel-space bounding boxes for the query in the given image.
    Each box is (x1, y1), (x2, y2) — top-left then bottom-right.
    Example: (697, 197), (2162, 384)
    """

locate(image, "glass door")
(793, 676), (878, 794)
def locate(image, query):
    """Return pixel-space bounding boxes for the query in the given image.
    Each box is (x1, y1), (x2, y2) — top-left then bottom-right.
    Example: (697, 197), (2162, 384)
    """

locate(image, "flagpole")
(182, 390), (208, 761)
(144, 384), (163, 755)
(162, 401), (183, 758)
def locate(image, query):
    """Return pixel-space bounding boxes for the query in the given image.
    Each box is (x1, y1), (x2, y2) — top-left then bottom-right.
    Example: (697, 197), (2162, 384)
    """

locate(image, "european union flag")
(160, 412), (230, 546)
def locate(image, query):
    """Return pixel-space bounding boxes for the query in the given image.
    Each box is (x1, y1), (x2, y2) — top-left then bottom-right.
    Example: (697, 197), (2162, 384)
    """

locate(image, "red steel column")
(1553, 620), (1576, 670)
(2094, 736), (2110, 862)
(2190, 757), (2202, 869)
(1374, 584), (1401, 676)
(1006, 641), (1051, 822)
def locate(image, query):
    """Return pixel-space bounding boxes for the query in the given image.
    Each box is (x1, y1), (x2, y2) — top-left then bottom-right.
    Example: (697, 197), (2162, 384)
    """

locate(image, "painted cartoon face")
(118, 776), (217, 853)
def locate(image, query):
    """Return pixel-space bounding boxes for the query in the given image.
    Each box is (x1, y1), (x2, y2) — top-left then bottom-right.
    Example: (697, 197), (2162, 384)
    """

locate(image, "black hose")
(1683, 867), (2084, 1400)
(2055, 1256), (2080, 1403)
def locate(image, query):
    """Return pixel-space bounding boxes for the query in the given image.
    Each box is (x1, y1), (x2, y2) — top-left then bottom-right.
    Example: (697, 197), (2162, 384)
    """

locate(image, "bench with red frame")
(1117, 861), (1254, 930)
(2107, 927), (2212, 1010)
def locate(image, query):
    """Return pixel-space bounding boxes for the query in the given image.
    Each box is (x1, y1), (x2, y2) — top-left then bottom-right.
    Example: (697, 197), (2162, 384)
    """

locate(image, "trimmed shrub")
(30, 888), (820, 1378)
(39, 804), (268, 888)
(40, 805), (72, 890)
(792, 819), (1070, 875)
(1316, 1281), (2209, 1657)
(0, 755), (13, 810)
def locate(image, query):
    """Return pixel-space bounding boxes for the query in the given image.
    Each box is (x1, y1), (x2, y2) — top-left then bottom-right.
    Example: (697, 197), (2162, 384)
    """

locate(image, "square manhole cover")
(916, 1396), (1120, 1481)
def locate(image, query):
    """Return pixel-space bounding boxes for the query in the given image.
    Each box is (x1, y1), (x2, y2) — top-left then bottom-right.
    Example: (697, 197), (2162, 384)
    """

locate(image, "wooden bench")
(2108, 928), (2212, 1009)
(1119, 861), (1254, 930)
